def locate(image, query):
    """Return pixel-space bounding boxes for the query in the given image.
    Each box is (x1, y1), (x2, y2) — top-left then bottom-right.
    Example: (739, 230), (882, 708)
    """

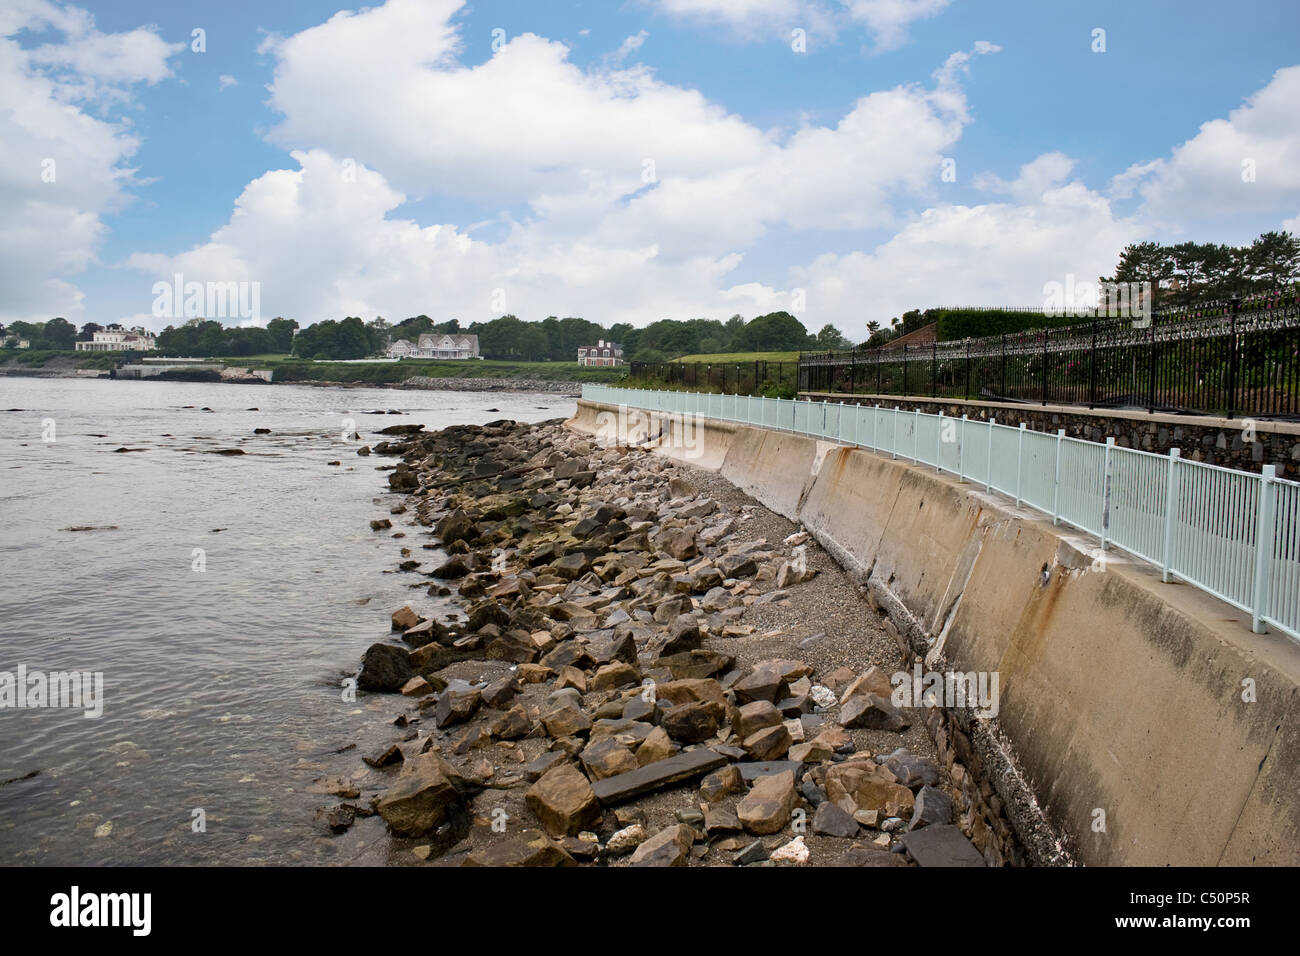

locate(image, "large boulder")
(376, 753), (464, 836)
(391, 606), (420, 631)
(840, 693), (910, 731)
(435, 508), (477, 544)
(580, 737), (640, 781)
(734, 700), (784, 739)
(655, 528), (698, 561)
(737, 769), (799, 835)
(525, 763), (602, 837)
(659, 701), (720, 743)
(463, 829), (577, 867)
(628, 824), (695, 867)
(357, 643), (414, 692)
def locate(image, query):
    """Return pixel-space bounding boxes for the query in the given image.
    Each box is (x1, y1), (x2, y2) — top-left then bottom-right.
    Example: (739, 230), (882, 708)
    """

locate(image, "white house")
(76, 324), (157, 352)
(386, 333), (480, 359)
(577, 340), (623, 366)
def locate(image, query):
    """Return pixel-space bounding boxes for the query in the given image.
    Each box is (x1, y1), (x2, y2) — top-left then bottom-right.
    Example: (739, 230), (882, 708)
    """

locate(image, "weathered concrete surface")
(569, 399), (1300, 866)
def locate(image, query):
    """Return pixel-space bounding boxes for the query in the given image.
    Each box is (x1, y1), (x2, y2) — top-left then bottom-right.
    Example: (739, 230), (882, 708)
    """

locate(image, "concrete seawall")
(568, 399), (1300, 866)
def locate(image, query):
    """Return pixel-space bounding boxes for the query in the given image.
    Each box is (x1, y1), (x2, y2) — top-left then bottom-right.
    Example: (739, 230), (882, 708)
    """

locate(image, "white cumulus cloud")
(0, 0), (180, 323)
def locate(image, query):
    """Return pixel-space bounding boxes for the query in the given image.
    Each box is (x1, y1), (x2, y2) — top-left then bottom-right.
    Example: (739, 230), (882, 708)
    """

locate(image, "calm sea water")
(0, 376), (574, 865)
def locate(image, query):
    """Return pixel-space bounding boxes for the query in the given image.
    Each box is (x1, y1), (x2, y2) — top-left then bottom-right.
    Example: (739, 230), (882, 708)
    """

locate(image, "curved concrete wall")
(569, 399), (1300, 866)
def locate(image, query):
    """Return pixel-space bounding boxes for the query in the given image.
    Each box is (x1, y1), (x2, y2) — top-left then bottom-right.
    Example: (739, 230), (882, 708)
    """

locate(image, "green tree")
(733, 312), (812, 351)
(266, 317), (297, 352)
(1248, 231), (1300, 288)
(43, 317), (76, 349)
(516, 324), (549, 361)
(814, 324), (851, 351)
(471, 315), (528, 359)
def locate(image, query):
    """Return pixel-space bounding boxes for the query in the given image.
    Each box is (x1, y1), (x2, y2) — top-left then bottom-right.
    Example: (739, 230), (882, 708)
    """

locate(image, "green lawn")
(673, 351), (800, 363)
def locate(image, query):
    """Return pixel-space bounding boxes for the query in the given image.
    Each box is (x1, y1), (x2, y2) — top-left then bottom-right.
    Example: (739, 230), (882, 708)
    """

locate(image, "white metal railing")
(582, 385), (1300, 642)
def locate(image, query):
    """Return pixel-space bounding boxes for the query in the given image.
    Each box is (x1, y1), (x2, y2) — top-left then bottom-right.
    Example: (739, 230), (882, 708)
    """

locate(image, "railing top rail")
(1106, 442), (1174, 463)
(1175, 453), (1271, 478)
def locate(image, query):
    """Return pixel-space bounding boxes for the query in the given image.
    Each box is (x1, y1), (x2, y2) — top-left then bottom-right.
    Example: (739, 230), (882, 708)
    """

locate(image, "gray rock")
(899, 824), (985, 867)
(357, 642), (414, 692)
(590, 748), (728, 805)
(812, 801), (860, 838)
(733, 840), (769, 866)
(908, 785), (954, 830)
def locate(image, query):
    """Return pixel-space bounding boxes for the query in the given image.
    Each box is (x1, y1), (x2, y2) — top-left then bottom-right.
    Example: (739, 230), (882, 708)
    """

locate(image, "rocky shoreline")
(399, 376), (582, 395)
(326, 414), (1010, 866)
(289, 376), (584, 394)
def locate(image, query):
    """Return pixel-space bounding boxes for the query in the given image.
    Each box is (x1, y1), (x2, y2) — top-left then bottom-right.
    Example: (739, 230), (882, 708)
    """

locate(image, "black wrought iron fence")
(625, 358), (799, 398)
(799, 290), (1300, 419)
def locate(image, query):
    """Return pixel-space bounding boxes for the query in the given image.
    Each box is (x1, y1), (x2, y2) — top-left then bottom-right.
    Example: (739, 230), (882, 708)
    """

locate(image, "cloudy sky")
(4, 0), (1299, 339)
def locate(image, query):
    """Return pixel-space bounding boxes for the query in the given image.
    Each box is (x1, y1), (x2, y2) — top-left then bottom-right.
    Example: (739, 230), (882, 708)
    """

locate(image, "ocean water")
(0, 376), (574, 865)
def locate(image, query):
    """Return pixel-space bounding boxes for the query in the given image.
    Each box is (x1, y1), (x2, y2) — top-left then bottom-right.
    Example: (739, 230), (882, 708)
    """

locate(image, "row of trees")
(2, 317), (78, 350)
(855, 230), (1300, 349)
(155, 318), (298, 356)
(1103, 231), (1300, 306)
(1, 311), (846, 361)
(287, 311), (848, 362)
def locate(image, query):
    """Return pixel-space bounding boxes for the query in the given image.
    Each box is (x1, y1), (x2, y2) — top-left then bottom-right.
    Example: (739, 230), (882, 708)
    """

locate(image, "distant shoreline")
(0, 364), (585, 395)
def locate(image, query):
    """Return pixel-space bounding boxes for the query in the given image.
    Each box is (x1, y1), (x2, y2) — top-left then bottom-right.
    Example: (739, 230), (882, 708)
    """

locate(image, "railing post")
(1146, 323), (1157, 414)
(1052, 428), (1065, 525)
(936, 410), (944, 472)
(986, 416), (995, 492)
(873, 404), (879, 452)
(1042, 334), (1049, 406)
(1000, 333), (1007, 398)
(1226, 294), (1241, 419)
(1089, 319), (1098, 408)
(958, 414), (967, 482)
(1251, 464), (1277, 634)
(1015, 422), (1026, 507)
(892, 406), (899, 460)
(1101, 437), (1115, 550)
(1161, 448), (1181, 582)
(913, 408), (921, 464)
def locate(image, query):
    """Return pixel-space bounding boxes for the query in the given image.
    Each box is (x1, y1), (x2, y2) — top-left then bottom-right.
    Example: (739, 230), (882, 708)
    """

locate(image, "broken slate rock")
(812, 801), (859, 838)
(591, 748), (728, 805)
(736, 769), (799, 835)
(628, 823), (695, 867)
(908, 785), (954, 830)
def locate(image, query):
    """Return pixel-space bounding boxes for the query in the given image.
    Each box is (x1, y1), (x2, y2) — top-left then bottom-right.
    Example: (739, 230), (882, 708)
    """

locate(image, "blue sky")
(4, 0), (1299, 338)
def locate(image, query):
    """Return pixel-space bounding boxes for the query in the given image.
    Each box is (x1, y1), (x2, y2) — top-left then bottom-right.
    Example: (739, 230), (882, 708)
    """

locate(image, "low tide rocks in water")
(339, 417), (985, 867)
